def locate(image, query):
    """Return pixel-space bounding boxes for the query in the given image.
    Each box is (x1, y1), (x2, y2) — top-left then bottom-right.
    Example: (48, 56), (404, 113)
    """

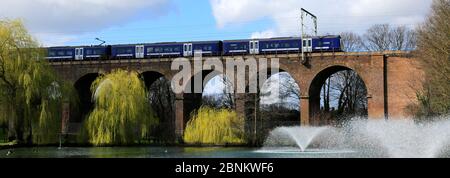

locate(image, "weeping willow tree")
(0, 19), (76, 144)
(184, 107), (245, 145)
(85, 69), (158, 146)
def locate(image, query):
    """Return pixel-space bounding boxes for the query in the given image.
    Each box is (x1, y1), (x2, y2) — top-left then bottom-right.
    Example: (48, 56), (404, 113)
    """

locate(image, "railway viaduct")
(50, 51), (424, 139)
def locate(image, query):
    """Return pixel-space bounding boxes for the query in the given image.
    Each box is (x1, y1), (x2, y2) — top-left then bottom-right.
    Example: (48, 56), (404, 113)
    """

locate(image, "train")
(46, 35), (342, 61)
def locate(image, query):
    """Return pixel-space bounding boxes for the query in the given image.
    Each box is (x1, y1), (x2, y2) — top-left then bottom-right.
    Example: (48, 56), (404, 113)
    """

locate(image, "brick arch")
(247, 66), (302, 107)
(140, 70), (177, 142)
(73, 72), (103, 123)
(70, 69), (106, 85)
(137, 68), (175, 80)
(247, 65), (301, 92)
(174, 69), (223, 137)
(307, 65), (369, 125)
(303, 63), (372, 96)
(140, 70), (169, 89)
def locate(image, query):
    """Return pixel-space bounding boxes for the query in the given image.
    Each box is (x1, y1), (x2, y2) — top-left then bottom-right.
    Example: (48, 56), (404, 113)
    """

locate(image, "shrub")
(184, 107), (245, 145)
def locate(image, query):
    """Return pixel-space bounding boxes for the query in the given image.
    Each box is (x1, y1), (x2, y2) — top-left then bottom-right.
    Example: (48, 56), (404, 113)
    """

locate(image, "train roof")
(110, 40), (222, 46)
(46, 45), (109, 49)
(45, 36), (340, 48)
(223, 35), (340, 43)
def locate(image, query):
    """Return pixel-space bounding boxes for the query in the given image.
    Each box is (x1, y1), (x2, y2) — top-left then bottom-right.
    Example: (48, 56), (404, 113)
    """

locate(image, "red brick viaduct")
(50, 51), (425, 138)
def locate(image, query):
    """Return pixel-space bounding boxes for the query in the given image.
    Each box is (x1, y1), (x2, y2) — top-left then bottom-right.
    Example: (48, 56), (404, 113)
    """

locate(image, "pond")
(0, 146), (361, 158)
(1, 119), (450, 158)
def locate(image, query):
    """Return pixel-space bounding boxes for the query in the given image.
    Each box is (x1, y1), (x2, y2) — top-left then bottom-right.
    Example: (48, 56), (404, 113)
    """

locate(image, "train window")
(155, 47), (162, 52)
(117, 48), (132, 54)
(66, 51), (73, 56)
(86, 50), (92, 55)
(57, 51), (65, 56)
(303, 40), (307, 47)
(147, 47), (154, 53)
(174, 47), (180, 51)
(164, 47), (172, 52)
(203, 46), (211, 51)
(308, 40), (312, 47)
(49, 51), (56, 56)
(285, 43), (291, 48)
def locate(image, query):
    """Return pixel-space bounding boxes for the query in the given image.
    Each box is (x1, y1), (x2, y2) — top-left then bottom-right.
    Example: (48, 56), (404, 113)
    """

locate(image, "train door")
(135, 45), (144, 58)
(302, 38), (312, 52)
(183, 43), (193, 57)
(249, 40), (259, 54)
(75, 48), (84, 60)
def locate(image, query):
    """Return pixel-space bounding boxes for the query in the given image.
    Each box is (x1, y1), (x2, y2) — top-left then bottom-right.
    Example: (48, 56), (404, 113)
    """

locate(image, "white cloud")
(251, 29), (276, 39)
(0, 0), (173, 46)
(210, 0), (433, 38)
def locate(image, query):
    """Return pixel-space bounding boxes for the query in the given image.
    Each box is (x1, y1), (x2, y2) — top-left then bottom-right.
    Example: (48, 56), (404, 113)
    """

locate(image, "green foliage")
(0, 19), (76, 144)
(84, 69), (158, 146)
(184, 107), (245, 145)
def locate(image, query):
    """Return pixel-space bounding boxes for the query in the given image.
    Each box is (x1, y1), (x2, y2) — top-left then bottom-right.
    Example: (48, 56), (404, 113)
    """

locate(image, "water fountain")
(260, 118), (450, 158)
(261, 126), (330, 152)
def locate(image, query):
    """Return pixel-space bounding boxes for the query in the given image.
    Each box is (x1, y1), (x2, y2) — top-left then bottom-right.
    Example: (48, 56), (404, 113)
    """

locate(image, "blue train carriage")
(258, 37), (302, 54)
(311, 35), (343, 52)
(222, 39), (250, 55)
(111, 44), (138, 59)
(191, 41), (222, 56)
(145, 42), (183, 58)
(46, 47), (75, 61)
(83, 46), (111, 60)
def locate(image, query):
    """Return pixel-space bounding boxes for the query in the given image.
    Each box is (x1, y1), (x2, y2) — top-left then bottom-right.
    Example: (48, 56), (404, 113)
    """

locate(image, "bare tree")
(412, 0), (450, 118)
(263, 72), (300, 110)
(332, 71), (368, 115)
(390, 26), (407, 50)
(322, 78), (331, 111)
(364, 24), (392, 51)
(390, 26), (417, 51)
(220, 75), (235, 109)
(147, 77), (176, 142)
(319, 70), (368, 122)
(201, 75), (235, 109)
(364, 24), (417, 51)
(340, 32), (365, 52)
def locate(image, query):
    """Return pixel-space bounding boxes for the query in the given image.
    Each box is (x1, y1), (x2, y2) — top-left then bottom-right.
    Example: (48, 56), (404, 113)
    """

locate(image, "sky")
(0, 0), (433, 47)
